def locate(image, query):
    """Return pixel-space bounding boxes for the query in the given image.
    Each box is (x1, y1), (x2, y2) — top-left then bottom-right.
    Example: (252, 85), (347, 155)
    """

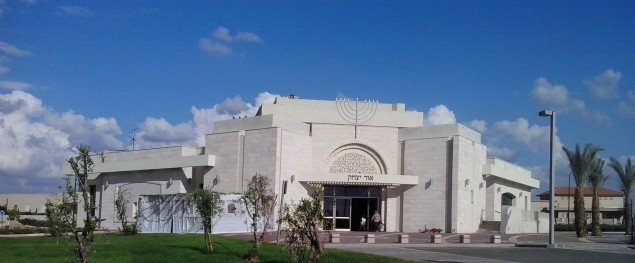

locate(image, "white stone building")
(68, 97), (540, 233)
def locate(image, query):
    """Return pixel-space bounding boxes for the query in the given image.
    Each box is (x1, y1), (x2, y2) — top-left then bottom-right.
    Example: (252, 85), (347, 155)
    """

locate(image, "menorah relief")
(335, 98), (378, 138)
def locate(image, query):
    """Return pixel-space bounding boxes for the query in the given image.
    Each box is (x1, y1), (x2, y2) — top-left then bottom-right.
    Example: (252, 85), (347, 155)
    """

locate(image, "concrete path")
(220, 231), (635, 262)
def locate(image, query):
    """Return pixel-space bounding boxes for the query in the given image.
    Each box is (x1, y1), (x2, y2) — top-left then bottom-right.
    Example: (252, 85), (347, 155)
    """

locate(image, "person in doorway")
(371, 210), (382, 232)
(359, 215), (366, 231)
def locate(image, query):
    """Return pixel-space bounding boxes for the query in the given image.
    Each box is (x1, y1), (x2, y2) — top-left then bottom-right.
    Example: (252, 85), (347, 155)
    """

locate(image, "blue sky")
(0, 1), (634, 199)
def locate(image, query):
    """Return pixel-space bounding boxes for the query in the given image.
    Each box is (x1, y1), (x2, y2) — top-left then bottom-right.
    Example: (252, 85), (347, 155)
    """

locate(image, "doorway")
(323, 186), (381, 231)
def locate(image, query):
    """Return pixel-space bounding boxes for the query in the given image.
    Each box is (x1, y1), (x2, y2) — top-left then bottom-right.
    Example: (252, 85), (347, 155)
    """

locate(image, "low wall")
(501, 206), (548, 234)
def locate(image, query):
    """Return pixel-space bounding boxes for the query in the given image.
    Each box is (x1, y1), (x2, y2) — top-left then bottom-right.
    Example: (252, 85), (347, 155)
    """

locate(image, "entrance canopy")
(298, 173), (418, 187)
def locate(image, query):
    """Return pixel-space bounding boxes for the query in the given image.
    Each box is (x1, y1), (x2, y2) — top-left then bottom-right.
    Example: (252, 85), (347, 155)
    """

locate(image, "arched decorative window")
(326, 143), (386, 174)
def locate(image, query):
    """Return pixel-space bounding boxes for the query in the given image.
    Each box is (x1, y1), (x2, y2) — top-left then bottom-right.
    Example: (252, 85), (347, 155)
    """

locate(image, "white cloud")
(490, 118), (552, 153)
(137, 92), (280, 147)
(0, 42), (32, 57)
(467, 119), (487, 133)
(424, 105), (456, 125)
(0, 80), (31, 90)
(200, 26), (262, 57)
(137, 117), (197, 148)
(487, 145), (519, 162)
(0, 90), (123, 194)
(56, 6), (93, 17)
(531, 77), (609, 125)
(617, 87), (635, 117)
(43, 111), (123, 151)
(531, 77), (583, 112)
(213, 26), (233, 43)
(585, 69), (621, 100)
(199, 38), (232, 57)
(0, 91), (282, 193)
(235, 32), (262, 43)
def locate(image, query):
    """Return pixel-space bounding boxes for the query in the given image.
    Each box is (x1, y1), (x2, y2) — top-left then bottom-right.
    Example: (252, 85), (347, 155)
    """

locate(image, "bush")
(555, 223), (625, 232)
(555, 224), (575, 231)
(18, 218), (49, 227)
(122, 224), (138, 236)
(600, 224), (625, 232)
(7, 208), (20, 221)
(0, 227), (48, 235)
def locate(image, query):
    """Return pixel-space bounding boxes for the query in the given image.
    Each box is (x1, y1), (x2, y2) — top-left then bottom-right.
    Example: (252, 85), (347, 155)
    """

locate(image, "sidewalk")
(220, 231), (635, 263)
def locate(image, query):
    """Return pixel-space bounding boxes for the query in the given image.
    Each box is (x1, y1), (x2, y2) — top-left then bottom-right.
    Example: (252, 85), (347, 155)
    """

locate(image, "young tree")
(279, 190), (325, 263)
(115, 188), (137, 235)
(45, 182), (74, 239)
(242, 174), (277, 262)
(67, 145), (98, 263)
(588, 158), (607, 236)
(190, 188), (223, 252)
(608, 157), (635, 235)
(562, 143), (603, 238)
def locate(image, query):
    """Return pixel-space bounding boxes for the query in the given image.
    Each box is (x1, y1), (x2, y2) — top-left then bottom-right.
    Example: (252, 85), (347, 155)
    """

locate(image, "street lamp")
(539, 110), (556, 247)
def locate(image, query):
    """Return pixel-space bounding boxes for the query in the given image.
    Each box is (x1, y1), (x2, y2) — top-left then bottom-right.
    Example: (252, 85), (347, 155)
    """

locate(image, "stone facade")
(75, 97), (539, 233)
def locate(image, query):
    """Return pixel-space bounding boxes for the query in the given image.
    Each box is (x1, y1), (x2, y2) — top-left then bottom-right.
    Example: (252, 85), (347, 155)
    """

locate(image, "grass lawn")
(0, 234), (416, 263)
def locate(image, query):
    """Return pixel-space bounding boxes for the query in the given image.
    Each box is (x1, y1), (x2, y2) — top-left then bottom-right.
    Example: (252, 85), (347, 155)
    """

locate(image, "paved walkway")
(220, 231), (635, 262)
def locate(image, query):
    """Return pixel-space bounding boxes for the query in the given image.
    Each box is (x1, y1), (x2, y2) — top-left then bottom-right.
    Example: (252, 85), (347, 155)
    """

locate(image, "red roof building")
(536, 187), (623, 200)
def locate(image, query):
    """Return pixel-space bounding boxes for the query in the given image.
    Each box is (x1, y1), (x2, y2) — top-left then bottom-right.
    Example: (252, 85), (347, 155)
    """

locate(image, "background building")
(532, 186), (624, 224)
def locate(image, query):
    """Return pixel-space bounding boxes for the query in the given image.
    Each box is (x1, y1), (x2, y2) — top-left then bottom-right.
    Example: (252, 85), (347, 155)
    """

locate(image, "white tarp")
(136, 193), (252, 234)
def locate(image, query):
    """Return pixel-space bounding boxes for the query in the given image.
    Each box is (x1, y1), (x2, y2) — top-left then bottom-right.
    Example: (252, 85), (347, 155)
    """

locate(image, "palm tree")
(562, 143), (603, 238)
(587, 158), (607, 236)
(608, 157), (635, 235)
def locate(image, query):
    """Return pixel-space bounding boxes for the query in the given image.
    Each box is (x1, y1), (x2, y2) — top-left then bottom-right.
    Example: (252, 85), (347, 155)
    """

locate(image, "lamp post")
(539, 110), (556, 247)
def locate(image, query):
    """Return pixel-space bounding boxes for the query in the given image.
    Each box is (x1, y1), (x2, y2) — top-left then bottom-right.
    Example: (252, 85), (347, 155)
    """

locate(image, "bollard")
(431, 234), (442, 244)
(365, 233), (375, 243)
(398, 234), (409, 243)
(330, 233), (340, 243)
(490, 235), (501, 244)
(460, 234), (470, 244)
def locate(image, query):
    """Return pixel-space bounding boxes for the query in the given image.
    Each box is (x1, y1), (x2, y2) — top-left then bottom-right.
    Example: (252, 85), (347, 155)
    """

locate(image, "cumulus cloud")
(0, 80), (31, 90)
(0, 42), (32, 57)
(0, 90), (123, 194)
(424, 105), (456, 125)
(0, 90), (281, 193)
(200, 26), (262, 57)
(479, 118), (567, 165)
(531, 77), (583, 112)
(617, 87), (635, 117)
(199, 38), (232, 57)
(235, 32), (263, 43)
(467, 119), (487, 133)
(137, 117), (197, 147)
(56, 6), (93, 17)
(531, 77), (609, 125)
(213, 26), (233, 43)
(137, 92), (279, 148)
(585, 69), (621, 100)
(43, 111), (123, 151)
(487, 145), (519, 162)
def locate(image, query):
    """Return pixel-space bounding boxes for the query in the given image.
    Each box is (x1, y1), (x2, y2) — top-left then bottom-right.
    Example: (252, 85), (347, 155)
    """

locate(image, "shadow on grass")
(169, 242), (245, 257)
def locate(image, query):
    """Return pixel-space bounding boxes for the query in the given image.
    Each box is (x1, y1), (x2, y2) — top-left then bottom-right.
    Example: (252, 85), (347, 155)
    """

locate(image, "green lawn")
(0, 234), (415, 263)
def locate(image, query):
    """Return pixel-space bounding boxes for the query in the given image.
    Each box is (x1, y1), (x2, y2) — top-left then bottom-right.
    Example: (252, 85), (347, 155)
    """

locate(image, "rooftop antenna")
(129, 127), (139, 150)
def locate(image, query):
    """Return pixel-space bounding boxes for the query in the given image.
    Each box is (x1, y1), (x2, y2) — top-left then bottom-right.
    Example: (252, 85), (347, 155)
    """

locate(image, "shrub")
(122, 224), (138, 236)
(7, 208), (20, 221)
(0, 227), (48, 234)
(555, 223), (625, 232)
(18, 218), (49, 227)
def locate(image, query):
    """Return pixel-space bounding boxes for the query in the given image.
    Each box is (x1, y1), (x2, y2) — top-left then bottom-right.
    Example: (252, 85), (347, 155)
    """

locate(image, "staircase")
(478, 221), (501, 233)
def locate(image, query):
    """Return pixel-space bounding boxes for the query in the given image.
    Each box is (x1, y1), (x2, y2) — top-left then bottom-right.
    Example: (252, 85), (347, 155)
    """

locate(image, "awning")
(298, 173), (418, 187)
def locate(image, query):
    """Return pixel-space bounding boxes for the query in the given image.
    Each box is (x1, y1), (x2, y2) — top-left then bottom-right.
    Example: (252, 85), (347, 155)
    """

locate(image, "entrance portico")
(298, 172), (418, 231)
